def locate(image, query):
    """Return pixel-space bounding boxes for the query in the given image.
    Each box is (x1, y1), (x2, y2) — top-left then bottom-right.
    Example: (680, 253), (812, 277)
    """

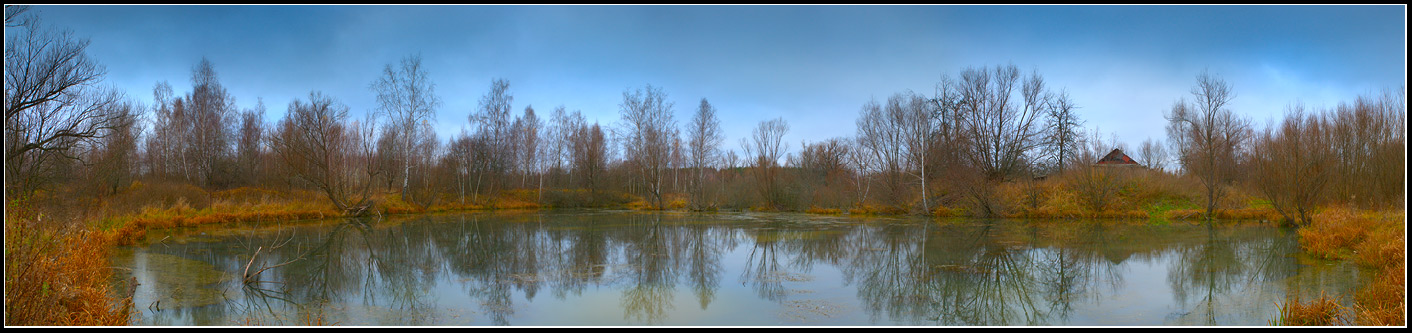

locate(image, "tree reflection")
(945, 222), (1043, 326)
(436, 214), (521, 325)
(846, 221), (929, 324)
(1031, 222), (1125, 323)
(222, 218), (377, 324)
(1164, 224), (1305, 325)
(683, 218), (732, 310)
(740, 227), (789, 302)
(618, 213), (679, 324)
(125, 213), (1326, 326)
(1167, 224), (1245, 325)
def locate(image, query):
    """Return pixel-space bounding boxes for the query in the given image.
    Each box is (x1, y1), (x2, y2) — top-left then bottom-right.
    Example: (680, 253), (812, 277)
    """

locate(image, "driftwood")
(239, 227), (306, 284)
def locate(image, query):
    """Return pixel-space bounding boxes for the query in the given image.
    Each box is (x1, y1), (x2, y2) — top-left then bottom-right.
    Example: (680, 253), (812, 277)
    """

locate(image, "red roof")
(1095, 148), (1139, 165)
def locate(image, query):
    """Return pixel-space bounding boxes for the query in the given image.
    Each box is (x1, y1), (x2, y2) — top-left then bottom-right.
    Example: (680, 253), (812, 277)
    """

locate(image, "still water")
(112, 211), (1364, 326)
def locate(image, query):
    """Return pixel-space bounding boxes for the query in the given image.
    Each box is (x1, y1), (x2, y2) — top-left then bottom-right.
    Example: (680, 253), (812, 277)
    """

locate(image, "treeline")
(5, 6), (1406, 223)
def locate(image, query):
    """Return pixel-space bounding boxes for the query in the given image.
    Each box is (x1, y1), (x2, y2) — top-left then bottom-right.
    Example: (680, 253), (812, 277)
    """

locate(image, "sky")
(14, 4), (1408, 156)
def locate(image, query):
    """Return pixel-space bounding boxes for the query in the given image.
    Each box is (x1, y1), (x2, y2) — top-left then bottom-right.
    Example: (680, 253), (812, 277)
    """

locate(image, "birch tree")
(470, 78), (513, 196)
(617, 84), (675, 209)
(686, 98), (723, 209)
(372, 54), (439, 200)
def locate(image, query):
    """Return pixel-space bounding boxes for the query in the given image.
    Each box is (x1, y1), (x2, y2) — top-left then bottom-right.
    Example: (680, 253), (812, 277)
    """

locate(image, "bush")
(1296, 207), (1406, 326)
(1272, 292), (1348, 326)
(5, 210), (132, 325)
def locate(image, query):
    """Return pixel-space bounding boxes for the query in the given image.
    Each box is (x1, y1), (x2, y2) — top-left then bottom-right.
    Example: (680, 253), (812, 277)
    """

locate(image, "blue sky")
(18, 4), (1407, 156)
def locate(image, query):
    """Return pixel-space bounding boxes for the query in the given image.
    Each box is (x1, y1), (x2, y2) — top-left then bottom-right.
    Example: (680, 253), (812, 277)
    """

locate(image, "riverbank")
(4, 182), (1404, 326)
(1276, 207), (1405, 326)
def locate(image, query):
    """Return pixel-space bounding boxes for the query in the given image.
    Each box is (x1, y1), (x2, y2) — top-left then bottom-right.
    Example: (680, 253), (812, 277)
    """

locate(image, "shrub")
(1272, 292), (1348, 326)
(5, 211), (132, 325)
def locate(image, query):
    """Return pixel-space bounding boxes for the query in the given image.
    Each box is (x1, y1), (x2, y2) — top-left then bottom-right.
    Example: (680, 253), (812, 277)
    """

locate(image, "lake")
(111, 210), (1365, 326)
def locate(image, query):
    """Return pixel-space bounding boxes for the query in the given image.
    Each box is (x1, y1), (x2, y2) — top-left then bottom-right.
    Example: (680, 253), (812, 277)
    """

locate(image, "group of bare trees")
(742, 117), (789, 209)
(5, 5), (129, 198)
(843, 64), (1074, 215)
(617, 85), (677, 209)
(268, 92), (380, 215)
(1245, 89), (1406, 225)
(7, 4), (1402, 222)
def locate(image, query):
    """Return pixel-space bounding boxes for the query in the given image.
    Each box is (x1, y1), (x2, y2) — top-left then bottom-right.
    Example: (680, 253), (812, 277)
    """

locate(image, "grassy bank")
(5, 177), (1403, 326)
(5, 202), (131, 326)
(1274, 207), (1405, 326)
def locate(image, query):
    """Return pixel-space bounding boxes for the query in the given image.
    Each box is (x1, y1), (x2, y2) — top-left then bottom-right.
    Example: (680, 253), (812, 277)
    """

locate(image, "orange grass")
(1353, 262), (1406, 326)
(1296, 206), (1406, 326)
(1298, 207), (1375, 261)
(5, 212), (133, 326)
(805, 206), (844, 215)
(1272, 292), (1349, 326)
(847, 203), (908, 216)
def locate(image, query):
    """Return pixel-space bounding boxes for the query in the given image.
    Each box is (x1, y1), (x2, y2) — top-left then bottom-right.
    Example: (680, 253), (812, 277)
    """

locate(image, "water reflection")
(115, 212), (1361, 326)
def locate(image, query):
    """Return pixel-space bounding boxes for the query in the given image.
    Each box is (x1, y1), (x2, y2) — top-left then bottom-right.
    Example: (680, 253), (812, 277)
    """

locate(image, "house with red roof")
(1095, 148), (1142, 167)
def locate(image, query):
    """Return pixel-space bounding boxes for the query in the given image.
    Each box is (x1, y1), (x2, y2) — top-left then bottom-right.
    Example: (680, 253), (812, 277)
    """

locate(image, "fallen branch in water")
(240, 225), (307, 284)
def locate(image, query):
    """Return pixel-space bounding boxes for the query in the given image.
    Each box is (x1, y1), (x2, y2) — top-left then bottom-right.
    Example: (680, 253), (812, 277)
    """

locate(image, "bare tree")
(87, 99), (143, 195)
(181, 57), (237, 187)
(445, 130), (474, 205)
(686, 98), (723, 210)
(550, 107), (585, 187)
(403, 122), (440, 208)
(669, 127), (683, 194)
(742, 117), (789, 210)
(518, 105), (542, 199)
(1044, 89), (1083, 172)
(898, 91), (937, 213)
(795, 138), (850, 180)
(5, 5), (32, 28)
(926, 64), (1056, 216)
(1165, 70), (1251, 220)
(1247, 103), (1331, 226)
(617, 84), (676, 209)
(235, 98), (266, 186)
(845, 137), (875, 207)
(855, 97), (906, 207)
(5, 10), (126, 196)
(470, 78), (513, 196)
(795, 137), (851, 208)
(142, 81), (179, 179)
(952, 64), (1050, 181)
(1325, 89), (1405, 208)
(545, 105), (571, 186)
(269, 91), (380, 216)
(372, 54), (439, 200)
(571, 122), (607, 202)
(1136, 137), (1167, 172)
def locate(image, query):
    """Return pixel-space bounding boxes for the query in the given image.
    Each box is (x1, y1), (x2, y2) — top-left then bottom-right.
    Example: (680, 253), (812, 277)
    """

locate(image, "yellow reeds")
(5, 212), (132, 326)
(1272, 292), (1348, 326)
(1297, 206), (1406, 326)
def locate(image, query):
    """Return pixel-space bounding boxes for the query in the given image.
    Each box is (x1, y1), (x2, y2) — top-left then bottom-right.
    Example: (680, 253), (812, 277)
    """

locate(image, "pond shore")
(5, 185), (1403, 326)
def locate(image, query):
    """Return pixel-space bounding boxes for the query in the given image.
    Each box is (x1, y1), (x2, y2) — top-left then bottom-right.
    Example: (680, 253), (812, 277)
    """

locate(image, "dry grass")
(5, 208), (133, 326)
(99, 192), (338, 246)
(805, 206), (844, 215)
(846, 203), (908, 216)
(1297, 206), (1406, 326)
(1298, 207), (1375, 261)
(1272, 292), (1349, 326)
(1354, 262), (1406, 326)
